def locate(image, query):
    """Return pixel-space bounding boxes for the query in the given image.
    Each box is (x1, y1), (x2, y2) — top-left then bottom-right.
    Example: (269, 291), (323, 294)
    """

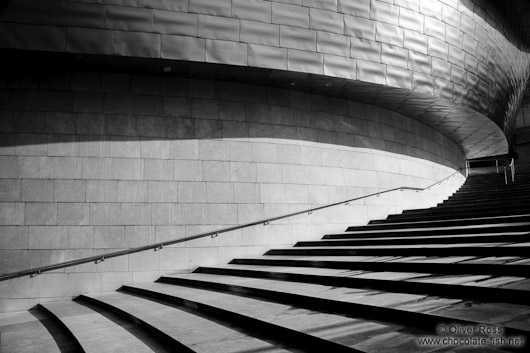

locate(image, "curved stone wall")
(0, 72), (465, 312)
(1, 0), (529, 157)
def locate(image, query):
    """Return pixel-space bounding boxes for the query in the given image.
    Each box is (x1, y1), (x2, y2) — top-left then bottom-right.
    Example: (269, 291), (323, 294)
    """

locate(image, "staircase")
(3, 171), (530, 353)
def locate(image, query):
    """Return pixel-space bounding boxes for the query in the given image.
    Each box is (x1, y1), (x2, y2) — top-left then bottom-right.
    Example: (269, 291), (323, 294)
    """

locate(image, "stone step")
(123, 282), (428, 353)
(365, 214), (530, 228)
(230, 255), (530, 277)
(39, 301), (156, 353)
(194, 264), (530, 305)
(305, 232), (530, 247)
(401, 203), (529, 215)
(265, 244), (530, 257)
(0, 310), (82, 353)
(154, 273), (530, 338)
(79, 291), (291, 353)
(330, 223), (530, 239)
(385, 209), (530, 222)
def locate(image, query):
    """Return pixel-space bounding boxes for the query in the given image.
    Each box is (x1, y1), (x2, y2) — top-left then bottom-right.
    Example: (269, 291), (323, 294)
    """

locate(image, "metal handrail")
(0, 168), (465, 282)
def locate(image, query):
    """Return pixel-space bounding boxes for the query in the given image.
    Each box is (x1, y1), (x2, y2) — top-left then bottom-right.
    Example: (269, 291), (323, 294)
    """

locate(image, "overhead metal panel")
(370, 1), (399, 26)
(206, 39), (247, 66)
(357, 60), (386, 85)
(324, 54), (356, 79)
(403, 29), (428, 54)
(287, 49), (323, 74)
(280, 26), (317, 51)
(161, 35), (205, 61)
(337, 0), (370, 18)
(428, 37), (449, 60)
(445, 25), (463, 47)
(424, 16), (446, 41)
(115, 31), (160, 58)
(189, 0), (231, 17)
(247, 44), (286, 70)
(344, 15), (376, 40)
(408, 50), (431, 74)
(66, 27), (114, 55)
(240, 20), (279, 46)
(398, 7), (425, 31)
(198, 14), (239, 41)
(15, 24), (66, 52)
(272, 3), (309, 28)
(310, 8), (344, 33)
(153, 10), (197, 36)
(441, 3), (460, 28)
(350, 37), (381, 62)
(144, 0), (188, 12)
(431, 57), (451, 80)
(386, 65), (412, 90)
(57, 1), (106, 28)
(376, 22), (404, 47)
(419, 0), (442, 21)
(317, 31), (350, 57)
(381, 44), (408, 69)
(106, 5), (154, 32)
(232, 0), (272, 23)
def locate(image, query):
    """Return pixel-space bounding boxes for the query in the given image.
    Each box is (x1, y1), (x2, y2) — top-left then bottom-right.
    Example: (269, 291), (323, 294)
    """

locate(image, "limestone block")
(113, 158), (144, 180)
(147, 181), (178, 203)
(100, 272), (133, 292)
(121, 203), (152, 226)
(76, 113), (105, 135)
(155, 225), (186, 243)
(206, 182), (234, 203)
(137, 115), (166, 137)
(151, 203), (180, 226)
(159, 247), (189, 271)
(29, 249), (65, 270)
(60, 226), (93, 249)
(0, 249), (31, 273)
(90, 203), (121, 225)
(79, 135), (110, 157)
(285, 184), (308, 204)
(233, 183), (260, 204)
(0, 179), (21, 202)
(192, 99), (220, 120)
(256, 163), (281, 183)
(140, 138), (170, 159)
(44, 112), (76, 134)
(203, 161), (230, 182)
(93, 226), (126, 249)
(57, 203), (89, 226)
(198, 140), (227, 161)
(252, 143), (277, 163)
(35, 273), (69, 297)
(134, 96), (164, 117)
(47, 134), (78, 157)
(237, 203), (264, 224)
(25, 203), (56, 226)
(68, 272), (101, 296)
(128, 250), (159, 271)
(226, 141), (253, 162)
(180, 203), (210, 225)
(261, 184), (286, 204)
(86, 180), (117, 202)
(132, 271), (163, 284)
(209, 203), (238, 224)
(173, 160), (201, 182)
(110, 136), (140, 158)
(15, 134), (47, 156)
(281, 164), (305, 184)
(95, 250), (129, 273)
(164, 97), (191, 117)
(223, 120), (249, 139)
(169, 140), (198, 160)
(144, 159), (173, 181)
(189, 247), (218, 269)
(125, 226), (155, 247)
(117, 181), (147, 203)
(40, 157), (82, 179)
(54, 180), (86, 202)
(307, 184), (328, 204)
(229, 162), (256, 182)
(304, 165), (326, 185)
(178, 181), (206, 202)
(220, 101), (246, 121)
(0, 226), (27, 249)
